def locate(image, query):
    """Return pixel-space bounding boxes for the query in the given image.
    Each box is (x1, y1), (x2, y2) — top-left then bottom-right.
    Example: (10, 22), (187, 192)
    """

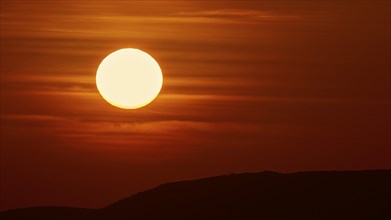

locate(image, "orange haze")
(1, 0), (390, 211)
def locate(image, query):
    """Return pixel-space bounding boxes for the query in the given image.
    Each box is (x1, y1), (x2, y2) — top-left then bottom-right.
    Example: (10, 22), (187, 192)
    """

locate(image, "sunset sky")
(1, 0), (390, 211)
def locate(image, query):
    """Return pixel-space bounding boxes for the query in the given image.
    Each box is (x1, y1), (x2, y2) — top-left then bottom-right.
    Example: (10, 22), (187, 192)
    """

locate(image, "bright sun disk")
(96, 48), (163, 109)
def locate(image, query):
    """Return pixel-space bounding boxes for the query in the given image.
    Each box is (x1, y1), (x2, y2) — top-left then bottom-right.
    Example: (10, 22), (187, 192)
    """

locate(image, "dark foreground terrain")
(1, 170), (390, 219)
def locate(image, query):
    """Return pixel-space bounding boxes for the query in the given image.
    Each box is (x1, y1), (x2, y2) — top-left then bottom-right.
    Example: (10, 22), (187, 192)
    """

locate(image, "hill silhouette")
(1, 170), (390, 219)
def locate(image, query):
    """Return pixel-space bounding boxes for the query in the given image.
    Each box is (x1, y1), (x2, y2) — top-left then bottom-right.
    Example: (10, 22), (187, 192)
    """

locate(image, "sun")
(96, 48), (163, 109)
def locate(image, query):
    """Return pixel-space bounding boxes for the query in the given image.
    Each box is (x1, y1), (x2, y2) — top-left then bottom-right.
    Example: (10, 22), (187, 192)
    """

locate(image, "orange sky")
(1, 0), (390, 210)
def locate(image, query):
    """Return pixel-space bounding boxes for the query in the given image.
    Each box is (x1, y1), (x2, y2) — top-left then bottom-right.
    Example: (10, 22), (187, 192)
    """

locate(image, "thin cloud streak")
(177, 9), (301, 21)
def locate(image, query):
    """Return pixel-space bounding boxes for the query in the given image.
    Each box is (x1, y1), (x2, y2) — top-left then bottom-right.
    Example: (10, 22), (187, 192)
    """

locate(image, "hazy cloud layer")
(1, 0), (390, 211)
